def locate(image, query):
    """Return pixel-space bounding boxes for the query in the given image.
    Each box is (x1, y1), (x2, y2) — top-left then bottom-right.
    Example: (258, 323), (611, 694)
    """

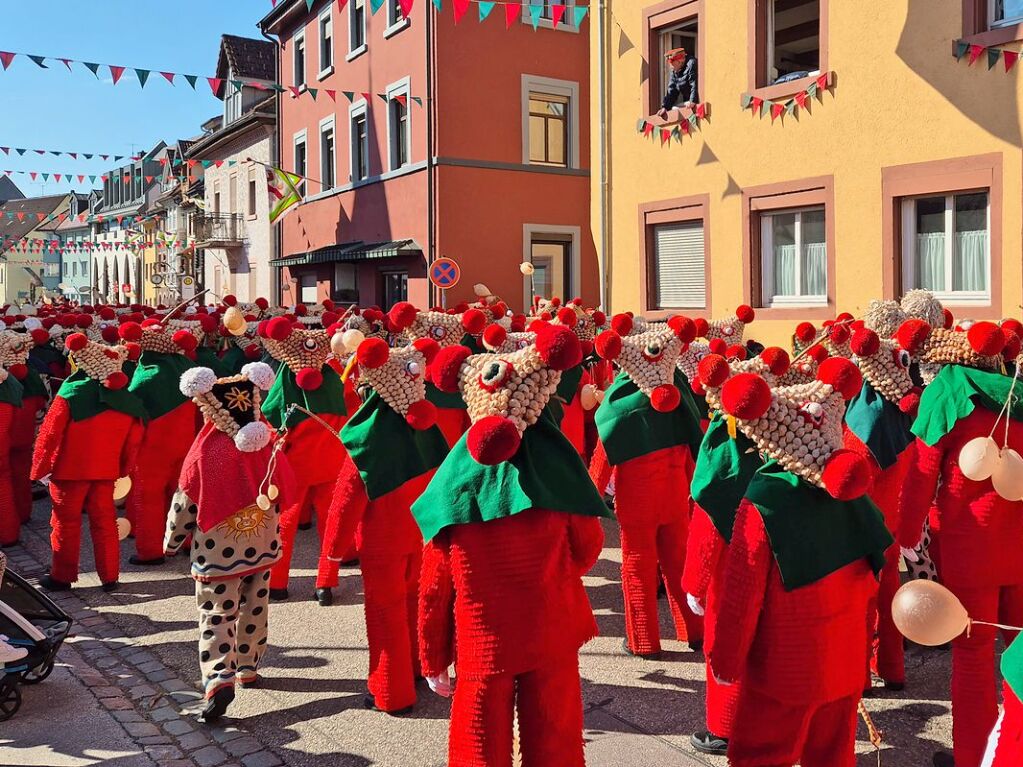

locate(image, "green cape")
(425, 379), (467, 410)
(691, 413), (762, 542)
(745, 461), (893, 590)
(57, 369), (147, 422)
(594, 369), (703, 465)
(218, 345), (248, 375)
(0, 375), (24, 408)
(912, 364), (1022, 447)
(845, 381), (915, 470)
(20, 367), (48, 400)
(261, 364), (346, 430)
(196, 346), (230, 377)
(128, 351), (196, 420)
(340, 390), (449, 501)
(412, 408), (613, 542)
(1002, 632), (1023, 700)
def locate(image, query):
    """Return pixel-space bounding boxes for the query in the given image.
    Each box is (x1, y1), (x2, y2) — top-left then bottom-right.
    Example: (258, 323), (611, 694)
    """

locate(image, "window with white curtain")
(901, 191), (990, 303)
(991, 0), (1023, 26)
(651, 221), (706, 309)
(759, 207), (827, 306)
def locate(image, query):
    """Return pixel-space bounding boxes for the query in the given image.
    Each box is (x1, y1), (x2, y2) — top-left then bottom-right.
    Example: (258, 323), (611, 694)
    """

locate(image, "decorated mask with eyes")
(849, 327), (920, 414)
(775, 344), (829, 386)
(134, 315), (209, 358)
(703, 304), (756, 343)
(388, 301), (487, 347)
(258, 316), (332, 391)
(353, 336), (440, 430)
(340, 307), (388, 341)
(64, 324), (141, 390)
(896, 319), (1007, 376)
(0, 328), (48, 381)
(480, 324), (536, 353)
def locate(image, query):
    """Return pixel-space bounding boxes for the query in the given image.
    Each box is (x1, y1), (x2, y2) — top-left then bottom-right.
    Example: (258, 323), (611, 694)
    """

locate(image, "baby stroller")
(0, 551), (73, 720)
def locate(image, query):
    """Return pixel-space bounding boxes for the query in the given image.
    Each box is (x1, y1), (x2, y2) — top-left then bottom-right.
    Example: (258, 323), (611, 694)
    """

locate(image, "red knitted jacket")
(682, 506), (726, 604)
(842, 428), (913, 533)
(898, 408), (1023, 590)
(283, 414), (348, 487)
(31, 396), (144, 481)
(709, 500), (877, 702)
(418, 508), (604, 681)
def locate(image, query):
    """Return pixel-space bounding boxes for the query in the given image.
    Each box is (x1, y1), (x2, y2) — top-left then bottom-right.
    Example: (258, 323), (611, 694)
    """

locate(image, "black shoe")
(688, 639), (704, 653)
(690, 730), (728, 756)
(932, 751), (955, 767)
(622, 638), (661, 660)
(199, 686), (235, 723)
(39, 574), (72, 591)
(268, 588), (289, 602)
(101, 581), (120, 593)
(884, 679), (905, 691)
(314, 588), (333, 607)
(339, 558), (360, 568)
(297, 522), (313, 531)
(129, 555), (164, 566)
(363, 694), (414, 716)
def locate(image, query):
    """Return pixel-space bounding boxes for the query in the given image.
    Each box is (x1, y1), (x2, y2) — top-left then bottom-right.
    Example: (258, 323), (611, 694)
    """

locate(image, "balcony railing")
(193, 213), (245, 248)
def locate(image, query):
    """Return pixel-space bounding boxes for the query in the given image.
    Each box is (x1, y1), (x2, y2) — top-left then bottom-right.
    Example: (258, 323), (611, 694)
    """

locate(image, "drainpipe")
(597, 0), (610, 313)
(261, 26), (283, 305)
(426, 3), (437, 308)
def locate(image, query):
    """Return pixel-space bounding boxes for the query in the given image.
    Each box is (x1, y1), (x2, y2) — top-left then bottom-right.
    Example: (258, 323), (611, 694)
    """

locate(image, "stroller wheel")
(22, 660), (54, 685)
(0, 681), (21, 721)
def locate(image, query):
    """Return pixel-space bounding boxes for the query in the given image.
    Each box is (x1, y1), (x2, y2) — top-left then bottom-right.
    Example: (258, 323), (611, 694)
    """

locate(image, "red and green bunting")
(740, 73), (831, 122)
(0, 146), (138, 162)
(637, 103), (708, 146)
(2, 158), (248, 187)
(953, 39), (1021, 71)
(274, 0), (590, 29)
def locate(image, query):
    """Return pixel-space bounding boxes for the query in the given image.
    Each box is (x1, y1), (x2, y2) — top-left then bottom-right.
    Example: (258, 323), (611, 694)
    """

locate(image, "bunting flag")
(0, 145), (136, 161)
(953, 39), (1021, 73)
(267, 166), (304, 224)
(740, 73), (831, 124)
(636, 105), (707, 146)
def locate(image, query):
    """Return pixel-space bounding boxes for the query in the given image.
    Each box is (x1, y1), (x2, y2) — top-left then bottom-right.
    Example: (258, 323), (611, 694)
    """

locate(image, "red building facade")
(259, 0), (595, 311)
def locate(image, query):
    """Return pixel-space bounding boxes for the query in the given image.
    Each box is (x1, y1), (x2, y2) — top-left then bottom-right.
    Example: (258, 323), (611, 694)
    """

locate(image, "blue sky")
(0, 1), (269, 197)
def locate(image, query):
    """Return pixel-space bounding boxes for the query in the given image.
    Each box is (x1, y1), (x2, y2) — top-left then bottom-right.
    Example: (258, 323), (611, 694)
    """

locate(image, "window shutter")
(653, 222), (706, 309)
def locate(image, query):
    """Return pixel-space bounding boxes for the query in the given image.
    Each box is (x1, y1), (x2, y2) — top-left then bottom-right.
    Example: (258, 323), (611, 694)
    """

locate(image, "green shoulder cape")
(219, 345), (248, 376)
(745, 461), (893, 591)
(195, 346), (230, 377)
(261, 364), (346, 430)
(594, 369), (703, 465)
(912, 364), (1022, 447)
(691, 413), (762, 542)
(58, 370), (147, 422)
(1002, 632), (1023, 701)
(340, 390), (449, 501)
(20, 367), (48, 400)
(412, 408), (613, 542)
(0, 375), (24, 408)
(128, 351), (196, 420)
(845, 381), (915, 470)
(425, 379), (467, 410)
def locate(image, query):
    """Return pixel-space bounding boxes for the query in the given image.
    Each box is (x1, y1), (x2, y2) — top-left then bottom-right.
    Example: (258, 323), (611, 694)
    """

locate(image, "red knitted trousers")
(951, 584), (1023, 767)
(361, 547), (421, 712)
(706, 654), (740, 737)
(10, 444), (32, 524)
(866, 544), (904, 686)
(49, 479), (119, 585)
(128, 448), (184, 560)
(269, 480), (334, 590)
(0, 406), (15, 545)
(448, 660), (585, 767)
(728, 686), (859, 767)
(986, 681), (1023, 767)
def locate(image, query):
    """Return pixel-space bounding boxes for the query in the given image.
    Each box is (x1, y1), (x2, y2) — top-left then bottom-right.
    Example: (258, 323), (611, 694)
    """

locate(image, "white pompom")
(50, 324), (65, 335)
(179, 366), (217, 397)
(184, 306), (197, 315)
(234, 421), (271, 452)
(520, 262), (535, 276)
(241, 361), (275, 391)
(23, 317), (42, 331)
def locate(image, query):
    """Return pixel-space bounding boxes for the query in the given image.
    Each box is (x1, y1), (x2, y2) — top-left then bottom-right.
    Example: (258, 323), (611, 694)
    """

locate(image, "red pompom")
(594, 330), (622, 361)
(610, 313), (633, 336)
(356, 337), (390, 369)
(509, 314), (527, 332)
(222, 294), (238, 307)
(388, 301), (419, 331)
(760, 347), (790, 376)
(836, 312), (855, 323)
(124, 342), (142, 362)
(244, 344), (261, 360)
(650, 384), (681, 413)
(535, 325), (582, 371)
(527, 319), (549, 334)
(65, 333), (88, 352)
(818, 357), (863, 400)
(7, 364), (27, 380)
(141, 306), (157, 316)
(898, 388), (922, 416)
(694, 317), (710, 338)
(293, 303), (308, 317)
(550, 297), (562, 308)
(490, 301), (508, 318)
(821, 449), (874, 500)
(828, 323), (850, 345)
(806, 344), (829, 363)
(265, 316), (294, 342)
(690, 376), (706, 396)
(172, 330), (198, 352)
(697, 354), (730, 387)
(726, 344), (747, 361)
(1002, 319), (1023, 338)
(482, 324), (507, 349)
(708, 338), (727, 355)
(580, 339), (594, 359)
(76, 315), (93, 329)
(896, 319), (931, 355)
(99, 307), (116, 321)
(720, 373), (772, 420)
(321, 311), (339, 327)
(591, 310), (607, 327)
(467, 416), (522, 465)
(735, 304), (755, 324)
(413, 337), (440, 365)
(461, 308), (487, 334)
(968, 321), (1006, 356)
(322, 299), (335, 312)
(571, 297), (584, 306)
(432, 345), (471, 392)
(254, 297), (269, 310)
(405, 399), (438, 431)
(850, 328), (880, 357)
(794, 323), (817, 345)
(30, 328), (50, 346)
(100, 326), (120, 344)
(198, 314), (218, 333)
(104, 371), (129, 391)
(1003, 332), (1022, 361)
(942, 308), (954, 329)
(668, 315), (697, 343)
(117, 321), (142, 343)
(556, 307), (578, 327)
(295, 367), (324, 391)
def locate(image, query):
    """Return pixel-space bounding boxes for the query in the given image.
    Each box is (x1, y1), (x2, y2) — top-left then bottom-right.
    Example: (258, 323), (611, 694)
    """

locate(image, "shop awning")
(270, 239), (421, 267)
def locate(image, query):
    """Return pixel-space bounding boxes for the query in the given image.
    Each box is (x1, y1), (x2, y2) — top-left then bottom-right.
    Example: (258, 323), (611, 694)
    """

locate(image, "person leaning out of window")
(657, 47), (699, 119)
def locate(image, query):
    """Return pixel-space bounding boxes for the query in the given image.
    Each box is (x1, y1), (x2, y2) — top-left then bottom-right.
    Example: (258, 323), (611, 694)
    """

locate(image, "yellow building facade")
(592, 0), (1023, 347)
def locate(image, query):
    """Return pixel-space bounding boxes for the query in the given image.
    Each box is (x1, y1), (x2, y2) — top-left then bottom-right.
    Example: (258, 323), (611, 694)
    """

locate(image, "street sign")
(181, 275), (196, 300)
(150, 273), (164, 286)
(429, 257), (461, 290)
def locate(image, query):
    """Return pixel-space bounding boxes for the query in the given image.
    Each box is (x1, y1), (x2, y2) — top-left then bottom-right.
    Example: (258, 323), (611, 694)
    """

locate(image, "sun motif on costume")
(224, 386), (253, 412)
(217, 504), (270, 541)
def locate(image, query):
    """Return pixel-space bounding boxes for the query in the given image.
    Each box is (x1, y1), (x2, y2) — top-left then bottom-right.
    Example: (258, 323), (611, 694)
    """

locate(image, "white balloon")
(959, 436), (999, 482)
(580, 384), (599, 411)
(342, 328), (366, 352)
(992, 447), (1023, 501)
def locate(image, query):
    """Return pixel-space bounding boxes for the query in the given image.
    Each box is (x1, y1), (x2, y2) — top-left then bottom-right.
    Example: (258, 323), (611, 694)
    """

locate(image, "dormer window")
(224, 68), (243, 126)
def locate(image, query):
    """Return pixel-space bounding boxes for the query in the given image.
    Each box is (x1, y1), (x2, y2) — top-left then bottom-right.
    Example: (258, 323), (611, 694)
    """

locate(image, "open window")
(766, 0), (820, 86)
(991, 0), (1023, 27)
(642, 2), (704, 120)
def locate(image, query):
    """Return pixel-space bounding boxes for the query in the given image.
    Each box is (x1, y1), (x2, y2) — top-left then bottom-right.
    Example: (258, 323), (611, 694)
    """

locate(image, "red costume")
(983, 635), (1023, 767)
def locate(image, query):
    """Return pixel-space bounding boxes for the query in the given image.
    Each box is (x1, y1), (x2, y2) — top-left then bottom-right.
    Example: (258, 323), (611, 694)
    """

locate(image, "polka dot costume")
(195, 570), (271, 694)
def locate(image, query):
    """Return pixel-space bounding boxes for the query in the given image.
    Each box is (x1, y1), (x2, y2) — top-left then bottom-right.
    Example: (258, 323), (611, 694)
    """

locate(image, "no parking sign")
(429, 257), (461, 290)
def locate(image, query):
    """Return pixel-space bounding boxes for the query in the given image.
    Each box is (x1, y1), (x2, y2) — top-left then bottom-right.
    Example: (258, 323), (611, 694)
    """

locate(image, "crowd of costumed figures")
(0, 284), (1020, 767)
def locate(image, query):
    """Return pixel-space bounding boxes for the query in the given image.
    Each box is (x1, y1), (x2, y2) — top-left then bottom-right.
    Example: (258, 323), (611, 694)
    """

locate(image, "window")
(248, 172), (257, 217)
(320, 118), (336, 191)
(349, 0), (367, 55)
(991, 0), (1023, 26)
(212, 183), (221, 214)
(387, 0), (405, 27)
(651, 222), (706, 310)
(293, 132), (307, 195)
(387, 79), (411, 170)
(334, 262), (358, 302)
(224, 78), (243, 125)
(759, 207), (827, 306)
(229, 175), (238, 214)
(300, 273), (318, 303)
(382, 272), (408, 308)
(529, 237), (571, 300)
(293, 32), (306, 89)
(901, 192), (990, 302)
(766, 0), (820, 85)
(528, 92), (568, 167)
(350, 106), (369, 181)
(318, 8), (333, 75)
